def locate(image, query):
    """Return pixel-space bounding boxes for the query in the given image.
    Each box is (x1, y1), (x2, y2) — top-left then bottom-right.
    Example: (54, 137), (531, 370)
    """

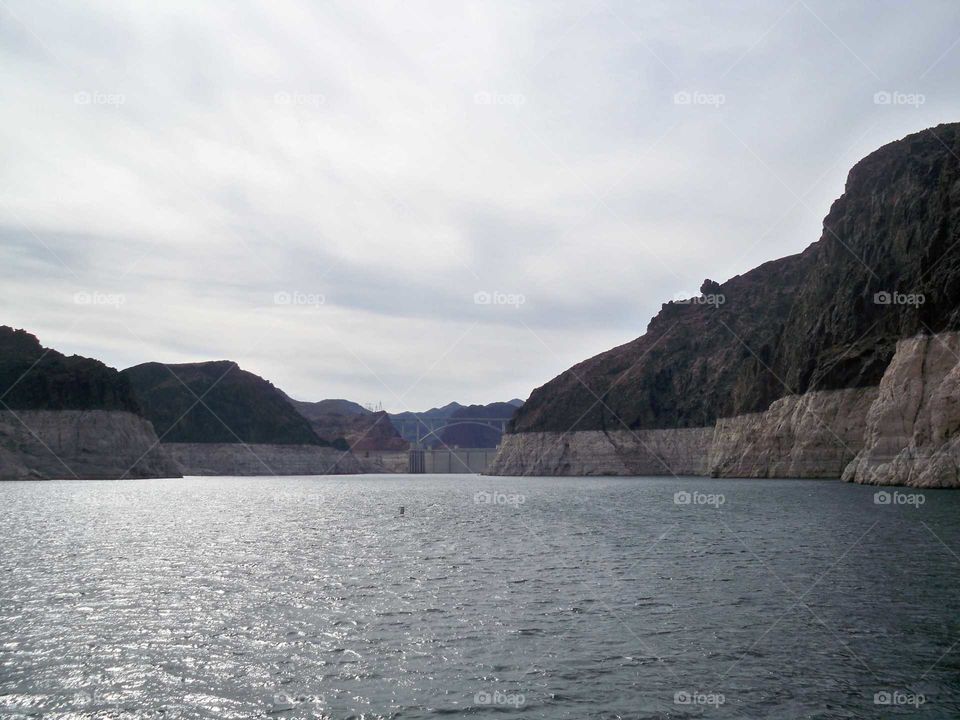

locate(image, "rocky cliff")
(494, 123), (960, 487)
(843, 333), (960, 487)
(0, 327), (180, 480)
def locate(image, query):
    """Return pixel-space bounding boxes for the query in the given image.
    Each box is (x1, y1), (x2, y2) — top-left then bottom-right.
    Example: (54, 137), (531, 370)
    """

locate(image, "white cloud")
(2, 0), (960, 410)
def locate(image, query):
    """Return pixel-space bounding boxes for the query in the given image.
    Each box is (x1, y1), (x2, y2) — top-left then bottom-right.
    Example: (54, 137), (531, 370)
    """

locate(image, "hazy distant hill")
(0, 326), (140, 412)
(390, 401), (464, 422)
(124, 361), (324, 445)
(287, 395), (408, 451)
(291, 398), (370, 420)
(436, 401), (522, 448)
(389, 400), (523, 446)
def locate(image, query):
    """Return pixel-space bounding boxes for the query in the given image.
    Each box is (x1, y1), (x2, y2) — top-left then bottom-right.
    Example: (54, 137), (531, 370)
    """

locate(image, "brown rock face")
(512, 123), (960, 436)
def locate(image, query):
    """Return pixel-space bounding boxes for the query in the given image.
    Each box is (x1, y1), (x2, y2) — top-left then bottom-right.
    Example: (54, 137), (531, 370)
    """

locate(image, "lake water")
(0, 475), (958, 719)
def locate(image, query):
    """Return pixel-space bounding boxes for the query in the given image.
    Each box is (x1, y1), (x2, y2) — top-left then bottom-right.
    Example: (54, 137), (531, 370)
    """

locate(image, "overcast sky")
(2, 0), (960, 412)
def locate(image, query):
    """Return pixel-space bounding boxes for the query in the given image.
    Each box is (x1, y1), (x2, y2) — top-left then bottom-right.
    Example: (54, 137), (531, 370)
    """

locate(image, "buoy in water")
(399, 505), (405, 516)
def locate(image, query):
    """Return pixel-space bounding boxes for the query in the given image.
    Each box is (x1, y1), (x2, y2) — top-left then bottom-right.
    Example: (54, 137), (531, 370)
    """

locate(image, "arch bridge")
(392, 416), (513, 447)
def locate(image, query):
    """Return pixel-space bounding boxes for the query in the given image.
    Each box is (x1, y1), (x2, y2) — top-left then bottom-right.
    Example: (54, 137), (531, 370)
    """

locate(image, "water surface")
(0, 475), (958, 718)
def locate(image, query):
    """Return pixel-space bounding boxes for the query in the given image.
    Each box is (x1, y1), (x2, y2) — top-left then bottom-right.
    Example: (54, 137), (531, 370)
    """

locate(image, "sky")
(2, 0), (960, 412)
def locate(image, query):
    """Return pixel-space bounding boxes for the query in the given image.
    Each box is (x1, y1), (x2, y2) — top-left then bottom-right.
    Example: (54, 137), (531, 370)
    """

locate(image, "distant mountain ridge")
(289, 397), (370, 419)
(389, 399), (523, 446)
(286, 394), (408, 452)
(436, 401), (521, 448)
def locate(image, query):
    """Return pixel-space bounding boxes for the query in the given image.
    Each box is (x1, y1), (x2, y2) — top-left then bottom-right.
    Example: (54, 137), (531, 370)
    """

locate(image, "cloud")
(2, 0), (960, 410)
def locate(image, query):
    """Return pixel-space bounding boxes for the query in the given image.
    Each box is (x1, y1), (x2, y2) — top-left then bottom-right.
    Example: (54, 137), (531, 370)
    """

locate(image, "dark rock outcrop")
(123, 361), (324, 445)
(0, 326), (140, 413)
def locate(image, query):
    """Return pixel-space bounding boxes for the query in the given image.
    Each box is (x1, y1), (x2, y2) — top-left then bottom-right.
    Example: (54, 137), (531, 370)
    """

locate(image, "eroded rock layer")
(844, 333), (960, 487)
(165, 442), (363, 476)
(491, 333), (960, 487)
(0, 410), (180, 480)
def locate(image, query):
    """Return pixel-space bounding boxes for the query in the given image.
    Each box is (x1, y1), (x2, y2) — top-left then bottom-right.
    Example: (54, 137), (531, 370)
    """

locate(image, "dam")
(407, 447), (499, 474)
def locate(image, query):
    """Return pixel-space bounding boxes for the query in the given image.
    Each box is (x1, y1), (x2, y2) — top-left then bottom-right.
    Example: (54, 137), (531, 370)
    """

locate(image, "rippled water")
(0, 475), (958, 719)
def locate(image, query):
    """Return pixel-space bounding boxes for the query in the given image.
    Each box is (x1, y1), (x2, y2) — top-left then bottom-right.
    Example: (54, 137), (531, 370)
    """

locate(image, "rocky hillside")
(512, 123), (960, 436)
(123, 361), (324, 445)
(0, 326), (140, 412)
(0, 327), (179, 479)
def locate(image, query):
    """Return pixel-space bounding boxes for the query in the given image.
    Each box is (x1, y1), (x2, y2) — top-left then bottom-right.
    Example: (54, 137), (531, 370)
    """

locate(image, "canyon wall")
(706, 388), (878, 479)
(489, 428), (712, 476)
(496, 124), (960, 487)
(844, 333), (960, 488)
(165, 442), (363, 476)
(0, 410), (180, 480)
(491, 333), (960, 487)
